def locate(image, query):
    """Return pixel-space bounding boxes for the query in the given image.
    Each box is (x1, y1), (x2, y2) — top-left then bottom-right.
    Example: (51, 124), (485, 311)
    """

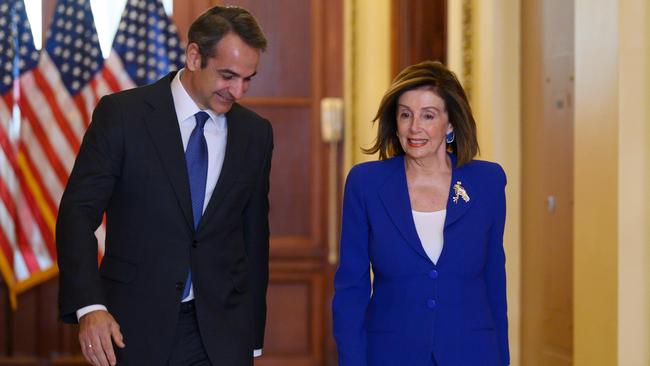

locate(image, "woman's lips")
(407, 138), (428, 147)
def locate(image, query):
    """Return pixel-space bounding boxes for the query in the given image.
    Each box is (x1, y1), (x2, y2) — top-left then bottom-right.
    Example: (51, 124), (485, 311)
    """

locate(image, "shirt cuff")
(253, 349), (262, 357)
(76, 304), (108, 321)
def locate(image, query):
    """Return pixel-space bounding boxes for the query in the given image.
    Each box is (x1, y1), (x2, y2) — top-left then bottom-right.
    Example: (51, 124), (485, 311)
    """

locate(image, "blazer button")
(428, 269), (438, 279)
(426, 299), (437, 309)
(175, 281), (184, 291)
(192, 240), (198, 248)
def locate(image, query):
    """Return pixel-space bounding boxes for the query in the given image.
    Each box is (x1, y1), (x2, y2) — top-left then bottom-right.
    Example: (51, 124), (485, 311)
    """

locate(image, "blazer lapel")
(445, 154), (473, 228)
(143, 73), (194, 230)
(199, 104), (250, 230)
(378, 156), (430, 260)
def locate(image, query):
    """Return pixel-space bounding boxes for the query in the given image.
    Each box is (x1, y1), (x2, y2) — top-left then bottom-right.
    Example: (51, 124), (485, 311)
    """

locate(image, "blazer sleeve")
(332, 166), (371, 366)
(242, 120), (273, 350)
(485, 165), (510, 365)
(56, 95), (124, 323)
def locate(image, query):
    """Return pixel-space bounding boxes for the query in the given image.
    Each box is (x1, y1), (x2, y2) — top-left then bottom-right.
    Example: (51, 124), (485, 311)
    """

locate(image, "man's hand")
(79, 310), (125, 366)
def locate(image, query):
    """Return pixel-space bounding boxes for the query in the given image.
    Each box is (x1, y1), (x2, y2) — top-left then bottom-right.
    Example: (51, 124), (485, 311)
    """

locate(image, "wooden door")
(521, 0), (574, 365)
(215, 1), (343, 365)
(0, 0), (342, 365)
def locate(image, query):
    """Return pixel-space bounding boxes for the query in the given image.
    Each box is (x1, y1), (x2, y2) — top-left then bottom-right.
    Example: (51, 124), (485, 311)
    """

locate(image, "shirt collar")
(171, 69), (226, 129)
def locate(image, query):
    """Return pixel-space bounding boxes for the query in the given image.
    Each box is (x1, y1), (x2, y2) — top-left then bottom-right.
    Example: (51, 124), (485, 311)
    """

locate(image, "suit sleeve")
(242, 120), (273, 350)
(485, 165), (510, 365)
(56, 95), (124, 323)
(332, 166), (371, 366)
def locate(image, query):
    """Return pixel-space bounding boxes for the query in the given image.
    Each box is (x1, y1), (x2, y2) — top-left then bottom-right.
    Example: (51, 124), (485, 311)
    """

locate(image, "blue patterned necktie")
(181, 111), (210, 299)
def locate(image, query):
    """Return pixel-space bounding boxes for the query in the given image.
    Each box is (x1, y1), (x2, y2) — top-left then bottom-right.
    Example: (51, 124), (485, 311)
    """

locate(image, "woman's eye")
(424, 113), (435, 120)
(399, 112), (410, 119)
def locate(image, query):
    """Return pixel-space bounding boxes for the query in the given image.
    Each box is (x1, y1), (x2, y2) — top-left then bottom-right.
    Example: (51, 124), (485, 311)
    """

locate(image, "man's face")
(183, 32), (260, 114)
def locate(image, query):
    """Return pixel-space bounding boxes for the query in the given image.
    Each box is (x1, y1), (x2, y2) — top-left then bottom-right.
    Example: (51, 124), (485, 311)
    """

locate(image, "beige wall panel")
(468, 1), (521, 364)
(574, 0), (618, 364)
(618, 0), (650, 365)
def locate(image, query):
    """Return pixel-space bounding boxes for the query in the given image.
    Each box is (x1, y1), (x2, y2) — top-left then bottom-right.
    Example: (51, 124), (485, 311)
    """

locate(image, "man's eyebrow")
(217, 69), (257, 79)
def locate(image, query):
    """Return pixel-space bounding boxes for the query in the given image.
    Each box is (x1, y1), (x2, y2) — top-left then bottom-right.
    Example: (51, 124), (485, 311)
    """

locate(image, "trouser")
(167, 300), (213, 366)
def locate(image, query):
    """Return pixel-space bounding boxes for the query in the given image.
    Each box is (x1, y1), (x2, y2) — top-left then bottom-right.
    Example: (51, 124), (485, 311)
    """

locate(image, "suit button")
(427, 299), (437, 309)
(175, 281), (184, 291)
(192, 240), (198, 248)
(429, 269), (438, 279)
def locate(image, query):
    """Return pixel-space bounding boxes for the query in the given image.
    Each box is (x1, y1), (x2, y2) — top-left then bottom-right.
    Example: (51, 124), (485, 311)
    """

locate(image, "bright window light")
(24, 0), (42, 49)
(20, 0), (174, 58)
(90, 0), (127, 59)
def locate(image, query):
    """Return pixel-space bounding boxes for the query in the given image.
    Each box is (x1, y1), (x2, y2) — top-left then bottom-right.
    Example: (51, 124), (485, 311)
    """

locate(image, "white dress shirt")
(77, 70), (261, 357)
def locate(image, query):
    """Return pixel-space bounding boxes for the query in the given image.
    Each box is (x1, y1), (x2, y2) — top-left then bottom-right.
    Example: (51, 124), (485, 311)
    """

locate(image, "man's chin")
(210, 101), (234, 114)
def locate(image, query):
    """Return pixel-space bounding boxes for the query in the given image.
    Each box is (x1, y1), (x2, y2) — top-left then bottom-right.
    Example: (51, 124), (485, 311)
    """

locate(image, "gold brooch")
(452, 181), (470, 203)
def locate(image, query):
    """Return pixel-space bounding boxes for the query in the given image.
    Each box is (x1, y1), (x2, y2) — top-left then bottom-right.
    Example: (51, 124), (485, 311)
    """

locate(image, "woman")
(333, 61), (509, 366)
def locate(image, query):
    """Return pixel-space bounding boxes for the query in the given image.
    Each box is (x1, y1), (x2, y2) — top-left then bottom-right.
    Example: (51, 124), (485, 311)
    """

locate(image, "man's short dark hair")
(188, 5), (267, 68)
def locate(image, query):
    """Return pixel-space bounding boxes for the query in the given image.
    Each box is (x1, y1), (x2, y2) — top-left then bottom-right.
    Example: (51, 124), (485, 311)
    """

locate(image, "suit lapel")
(143, 73), (194, 230)
(378, 156), (430, 260)
(199, 104), (250, 230)
(444, 154), (473, 228)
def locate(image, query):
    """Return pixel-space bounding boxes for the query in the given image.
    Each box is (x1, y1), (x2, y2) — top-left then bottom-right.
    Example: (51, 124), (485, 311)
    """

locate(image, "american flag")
(111, 0), (185, 86)
(0, 0), (185, 307)
(0, 0), (54, 309)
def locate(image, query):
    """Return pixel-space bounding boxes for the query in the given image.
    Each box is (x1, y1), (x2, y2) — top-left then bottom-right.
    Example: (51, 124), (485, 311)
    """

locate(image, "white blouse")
(412, 209), (446, 264)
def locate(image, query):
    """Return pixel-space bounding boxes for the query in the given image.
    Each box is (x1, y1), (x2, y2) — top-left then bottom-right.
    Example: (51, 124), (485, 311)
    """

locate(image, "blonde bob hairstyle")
(363, 60), (479, 167)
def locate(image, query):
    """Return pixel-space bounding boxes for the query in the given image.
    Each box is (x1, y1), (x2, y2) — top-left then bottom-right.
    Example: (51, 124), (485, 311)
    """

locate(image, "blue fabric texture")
(333, 154), (510, 366)
(182, 111), (210, 299)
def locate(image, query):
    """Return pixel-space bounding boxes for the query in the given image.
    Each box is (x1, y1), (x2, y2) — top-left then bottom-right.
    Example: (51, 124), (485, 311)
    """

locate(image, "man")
(56, 6), (272, 366)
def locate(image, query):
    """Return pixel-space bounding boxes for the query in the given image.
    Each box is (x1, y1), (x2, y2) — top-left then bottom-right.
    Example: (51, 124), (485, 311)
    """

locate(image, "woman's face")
(396, 87), (453, 162)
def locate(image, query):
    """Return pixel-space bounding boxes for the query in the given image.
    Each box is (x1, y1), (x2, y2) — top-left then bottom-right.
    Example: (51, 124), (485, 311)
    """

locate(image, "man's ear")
(185, 43), (202, 72)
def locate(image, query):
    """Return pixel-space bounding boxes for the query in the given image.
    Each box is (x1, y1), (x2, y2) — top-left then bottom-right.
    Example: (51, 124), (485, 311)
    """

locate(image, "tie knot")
(194, 111), (210, 129)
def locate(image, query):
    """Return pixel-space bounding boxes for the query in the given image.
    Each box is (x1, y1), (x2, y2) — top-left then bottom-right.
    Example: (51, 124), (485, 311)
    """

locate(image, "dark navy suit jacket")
(57, 73), (272, 366)
(333, 154), (509, 366)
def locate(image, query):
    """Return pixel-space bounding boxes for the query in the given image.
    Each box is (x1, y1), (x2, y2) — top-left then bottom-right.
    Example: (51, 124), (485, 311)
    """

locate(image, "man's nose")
(229, 80), (245, 100)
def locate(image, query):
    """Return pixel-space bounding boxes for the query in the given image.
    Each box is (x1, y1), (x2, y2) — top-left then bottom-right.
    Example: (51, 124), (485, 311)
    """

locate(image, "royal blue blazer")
(333, 154), (509, 366)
